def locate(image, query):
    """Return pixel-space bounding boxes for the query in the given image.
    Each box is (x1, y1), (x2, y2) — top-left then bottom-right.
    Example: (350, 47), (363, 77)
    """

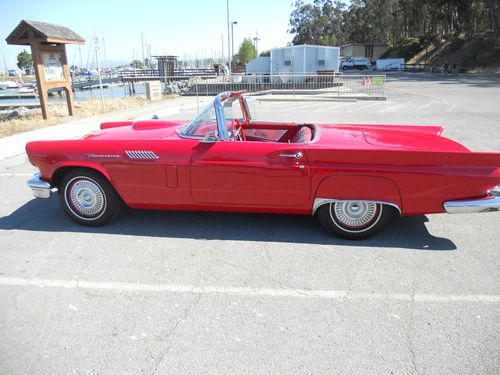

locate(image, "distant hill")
(382, 32), (500, 72)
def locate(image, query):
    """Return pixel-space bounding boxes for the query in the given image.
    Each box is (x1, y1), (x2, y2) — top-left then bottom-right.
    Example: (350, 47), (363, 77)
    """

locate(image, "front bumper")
(27, 173), (52, 199)
(444, 188), (500, 214)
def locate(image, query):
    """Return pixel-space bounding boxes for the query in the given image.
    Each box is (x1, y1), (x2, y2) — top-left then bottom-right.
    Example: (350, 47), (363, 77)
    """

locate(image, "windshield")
(180, 92), (250, 140)
(180, 102), (217, 138)
(222, 97), (244, 123)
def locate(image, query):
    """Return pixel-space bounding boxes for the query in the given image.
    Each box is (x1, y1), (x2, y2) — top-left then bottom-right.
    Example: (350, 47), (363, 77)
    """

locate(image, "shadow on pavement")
(0, 196), (457, 251)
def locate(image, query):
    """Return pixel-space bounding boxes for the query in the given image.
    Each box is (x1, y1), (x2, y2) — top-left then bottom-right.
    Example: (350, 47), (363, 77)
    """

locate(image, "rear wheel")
(318, 201), (393, 239)
(58, 169), (121, 226)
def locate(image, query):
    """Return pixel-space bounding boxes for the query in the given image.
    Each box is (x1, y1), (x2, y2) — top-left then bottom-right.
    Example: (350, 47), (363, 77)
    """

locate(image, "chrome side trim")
(125, 150), (159, 160)
(444, 193), (500, 214)
(312, 197), (402, 215)
(26, 173), (52, 199)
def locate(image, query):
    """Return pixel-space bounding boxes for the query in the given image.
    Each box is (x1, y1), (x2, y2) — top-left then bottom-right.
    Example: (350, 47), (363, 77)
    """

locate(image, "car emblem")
(85, 154), (121, 158)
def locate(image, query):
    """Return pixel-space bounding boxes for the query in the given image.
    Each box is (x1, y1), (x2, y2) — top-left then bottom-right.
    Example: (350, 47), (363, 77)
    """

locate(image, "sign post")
(6, 20), (85, 119)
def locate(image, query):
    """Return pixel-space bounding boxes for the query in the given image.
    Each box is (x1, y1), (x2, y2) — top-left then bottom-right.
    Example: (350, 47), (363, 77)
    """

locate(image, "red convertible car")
(26, 91), (499, 239)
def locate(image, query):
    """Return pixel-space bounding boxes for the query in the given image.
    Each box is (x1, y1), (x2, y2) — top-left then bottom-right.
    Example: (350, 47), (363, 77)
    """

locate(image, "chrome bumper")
(27, 173), (52, 199)
(444, 189), (500, 214)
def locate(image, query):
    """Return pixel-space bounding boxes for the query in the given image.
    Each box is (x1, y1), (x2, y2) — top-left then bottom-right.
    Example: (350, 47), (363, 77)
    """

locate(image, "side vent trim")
(125, 150), (159, 160)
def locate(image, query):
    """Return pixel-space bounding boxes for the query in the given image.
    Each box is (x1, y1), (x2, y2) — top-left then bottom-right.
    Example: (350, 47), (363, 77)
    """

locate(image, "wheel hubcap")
(332, 201), (378, 229)
(68, 179), (105, 217)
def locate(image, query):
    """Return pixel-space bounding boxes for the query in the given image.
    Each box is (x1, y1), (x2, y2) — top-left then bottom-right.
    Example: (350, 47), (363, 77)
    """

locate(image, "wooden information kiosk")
(6, 20), (85, 119)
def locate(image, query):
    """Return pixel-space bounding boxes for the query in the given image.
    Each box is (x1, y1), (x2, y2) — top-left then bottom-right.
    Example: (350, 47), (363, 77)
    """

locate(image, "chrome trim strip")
(86, 154), (121, 158)
(312, 197), (402, 215)
(444, 194), (500, 214)
(26, 173), (52, 199)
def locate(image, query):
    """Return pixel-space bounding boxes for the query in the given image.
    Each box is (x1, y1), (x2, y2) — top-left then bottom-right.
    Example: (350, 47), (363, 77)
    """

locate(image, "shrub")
(449, 36), (465, 52)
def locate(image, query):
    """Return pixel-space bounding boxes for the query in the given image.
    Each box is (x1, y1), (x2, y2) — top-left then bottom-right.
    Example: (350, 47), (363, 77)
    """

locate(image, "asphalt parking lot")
(1, 73), (499, 374)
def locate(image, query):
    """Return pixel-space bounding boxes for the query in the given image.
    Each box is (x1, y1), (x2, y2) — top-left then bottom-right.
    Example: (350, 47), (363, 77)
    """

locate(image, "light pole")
(231, 21), (237, 71)
(94, 36), (105, 111)
(253, 35), (260, 57)
(226, 0), (231, 75)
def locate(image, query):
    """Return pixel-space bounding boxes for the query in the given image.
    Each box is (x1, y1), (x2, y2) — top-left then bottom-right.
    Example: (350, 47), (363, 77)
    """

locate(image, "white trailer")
(376, 58), (405, 71)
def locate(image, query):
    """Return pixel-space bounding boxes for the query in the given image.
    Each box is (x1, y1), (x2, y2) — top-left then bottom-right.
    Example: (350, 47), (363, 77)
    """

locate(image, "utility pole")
(226, 0), (231, 75)
(141, 33), (145, 68)
(221, 34), (224, 65)
(94, 35), (105, 111)
(253, 31), (261, 58)
(102, 37), (107, 75)
(231, 21), (237, 71)
(78, 45), (83, 71)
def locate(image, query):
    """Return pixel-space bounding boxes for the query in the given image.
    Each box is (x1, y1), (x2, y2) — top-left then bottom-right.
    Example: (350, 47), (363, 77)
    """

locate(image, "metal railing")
(118, 68), (217, 81)
(176, 74), (386, 97)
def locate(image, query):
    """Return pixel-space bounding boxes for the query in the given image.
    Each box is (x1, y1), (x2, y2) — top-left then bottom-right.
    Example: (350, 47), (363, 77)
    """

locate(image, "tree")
(485, 0), (499, 35)
(237, 38), (257, 64)
(17, 50), (32, 70)
(259, 50), (271, 57)
(288, 0), (346, 45)
(130, 59), (143, 68)
(288, 0), (499, 47)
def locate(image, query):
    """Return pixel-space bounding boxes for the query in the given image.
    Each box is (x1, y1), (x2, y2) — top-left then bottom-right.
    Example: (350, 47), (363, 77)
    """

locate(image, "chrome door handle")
(279, 152), (302, 159)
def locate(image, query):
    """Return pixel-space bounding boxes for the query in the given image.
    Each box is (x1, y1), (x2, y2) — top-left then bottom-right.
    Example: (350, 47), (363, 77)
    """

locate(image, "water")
(0, 83), (148, 107)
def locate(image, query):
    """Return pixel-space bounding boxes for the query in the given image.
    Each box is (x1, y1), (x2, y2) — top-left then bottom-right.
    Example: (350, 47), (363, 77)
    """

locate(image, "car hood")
(318, 124), (470, 152)
(82, 120), (188, 140)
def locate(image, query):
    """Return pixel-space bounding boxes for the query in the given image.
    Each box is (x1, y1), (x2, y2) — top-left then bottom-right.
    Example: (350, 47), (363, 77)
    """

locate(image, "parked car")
(340, 57), (371, 70)
(26, 91), (500, 239)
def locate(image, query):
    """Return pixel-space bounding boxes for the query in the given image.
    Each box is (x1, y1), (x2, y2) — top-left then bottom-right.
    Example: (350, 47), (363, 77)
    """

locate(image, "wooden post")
(30, 41), (48, 119)
(64, 87), (74, 116)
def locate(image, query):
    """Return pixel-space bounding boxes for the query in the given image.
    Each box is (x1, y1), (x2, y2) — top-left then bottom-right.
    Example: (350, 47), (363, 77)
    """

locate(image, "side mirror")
(200, 131), (217, 144)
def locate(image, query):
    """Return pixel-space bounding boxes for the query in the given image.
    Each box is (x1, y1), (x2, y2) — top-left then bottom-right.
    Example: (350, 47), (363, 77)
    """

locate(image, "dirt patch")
(0, 97), (168, 138)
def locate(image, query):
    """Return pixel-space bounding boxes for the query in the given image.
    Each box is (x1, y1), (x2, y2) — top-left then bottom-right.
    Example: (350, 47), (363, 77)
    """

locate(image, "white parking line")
(0, 173), (33, 177)
(1, 276), (499, 303)
(414, 101), (436, 112)
(342, 101), (381, 113)
(380, 101), (408, 113)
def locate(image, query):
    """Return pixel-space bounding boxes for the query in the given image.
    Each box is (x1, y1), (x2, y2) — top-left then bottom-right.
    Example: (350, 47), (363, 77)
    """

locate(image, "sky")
(0, 0), (294, 70)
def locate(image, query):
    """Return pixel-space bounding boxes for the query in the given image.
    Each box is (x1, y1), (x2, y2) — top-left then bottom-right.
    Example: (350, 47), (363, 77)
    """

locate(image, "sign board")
(146, 81), (162, 101)
(41, 52), (65, 81)
(5, 20), (85, 119)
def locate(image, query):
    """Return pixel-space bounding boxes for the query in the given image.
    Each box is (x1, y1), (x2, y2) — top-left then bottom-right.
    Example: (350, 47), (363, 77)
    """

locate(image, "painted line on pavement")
(0, 173), (33, 177)
(414, 101), (436, 112)
(0, 276), (499, 303)
(342, 101), (381, 113)
(380, 101), (408, 113)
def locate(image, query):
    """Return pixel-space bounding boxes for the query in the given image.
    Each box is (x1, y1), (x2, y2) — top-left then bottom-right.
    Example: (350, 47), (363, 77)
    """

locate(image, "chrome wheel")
(65, 177), (106, 220)
(329, 201), (382, 233)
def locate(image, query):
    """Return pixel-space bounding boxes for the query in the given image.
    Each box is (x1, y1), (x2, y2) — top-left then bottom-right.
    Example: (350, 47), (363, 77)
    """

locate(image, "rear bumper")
(444, 188), (500, 214)
(27, 173), (52, 199)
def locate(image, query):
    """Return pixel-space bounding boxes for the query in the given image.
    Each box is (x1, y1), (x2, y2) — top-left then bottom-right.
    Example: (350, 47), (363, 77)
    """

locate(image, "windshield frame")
(179, 91), (249, 141)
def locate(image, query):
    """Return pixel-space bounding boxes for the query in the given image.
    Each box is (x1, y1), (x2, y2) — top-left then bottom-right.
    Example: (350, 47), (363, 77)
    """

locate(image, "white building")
(246, 44), (340, 75)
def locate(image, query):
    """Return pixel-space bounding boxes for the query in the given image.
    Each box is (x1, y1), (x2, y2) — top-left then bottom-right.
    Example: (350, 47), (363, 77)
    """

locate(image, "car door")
(190, 140), (310, 207)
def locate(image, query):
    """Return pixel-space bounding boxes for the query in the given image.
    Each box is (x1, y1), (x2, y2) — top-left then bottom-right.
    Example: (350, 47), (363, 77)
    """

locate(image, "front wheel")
(58, 169), (121, 226)
(317, 201), (393, 239)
